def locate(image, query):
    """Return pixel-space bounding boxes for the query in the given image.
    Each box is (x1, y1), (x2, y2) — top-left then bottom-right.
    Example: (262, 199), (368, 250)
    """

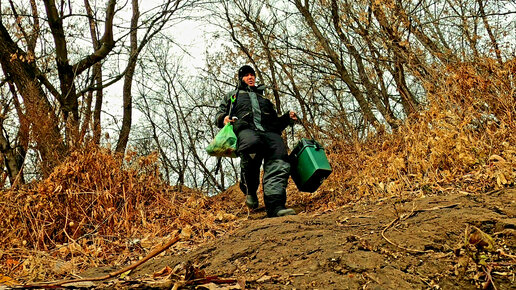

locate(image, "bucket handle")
(313, 140), (323, 151)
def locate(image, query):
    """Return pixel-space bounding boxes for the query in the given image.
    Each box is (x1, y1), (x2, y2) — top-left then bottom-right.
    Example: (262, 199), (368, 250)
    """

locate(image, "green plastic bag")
(206, 123), (237, 158)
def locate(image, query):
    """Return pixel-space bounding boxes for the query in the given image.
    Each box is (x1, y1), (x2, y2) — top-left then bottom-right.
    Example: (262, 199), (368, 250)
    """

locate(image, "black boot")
(245, 194), (259, 209)
(275, 208), (296, 217)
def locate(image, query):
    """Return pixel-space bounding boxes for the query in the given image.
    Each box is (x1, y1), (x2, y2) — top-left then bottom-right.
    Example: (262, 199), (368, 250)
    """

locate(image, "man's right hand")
(224, 115), (236, 125)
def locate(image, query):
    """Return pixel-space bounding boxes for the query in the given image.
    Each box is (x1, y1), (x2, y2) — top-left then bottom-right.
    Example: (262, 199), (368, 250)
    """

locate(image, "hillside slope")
(81, 188), (515, 289)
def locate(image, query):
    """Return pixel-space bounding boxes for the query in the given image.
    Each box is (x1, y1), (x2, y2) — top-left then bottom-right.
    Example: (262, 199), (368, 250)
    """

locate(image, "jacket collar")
(239, 83), (265, 93)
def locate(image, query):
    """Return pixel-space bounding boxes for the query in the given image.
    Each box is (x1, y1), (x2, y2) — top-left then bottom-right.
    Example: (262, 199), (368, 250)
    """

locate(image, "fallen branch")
(172, 275), (238, 290)
(18, 234), (181, 289)
(185, 275), (238, 285)
(381, 203), (460, 253)
(381, 217), (428, 253)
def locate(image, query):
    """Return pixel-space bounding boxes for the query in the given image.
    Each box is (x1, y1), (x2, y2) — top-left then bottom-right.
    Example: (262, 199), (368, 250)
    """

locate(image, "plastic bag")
(206, 123), (237, 158)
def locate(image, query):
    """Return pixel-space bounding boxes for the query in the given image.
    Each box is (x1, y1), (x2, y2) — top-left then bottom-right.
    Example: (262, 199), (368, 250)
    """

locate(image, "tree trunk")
(476, 0), (503, 64)
(294, 0), (381, 131)
(116, 0), (139, 154)
(84, 0), (104, 144)
(330, 0), (400, 128)
(0, 23), (65, 175)
(43, 0), (80, 144)
(0, 119), (23, 186)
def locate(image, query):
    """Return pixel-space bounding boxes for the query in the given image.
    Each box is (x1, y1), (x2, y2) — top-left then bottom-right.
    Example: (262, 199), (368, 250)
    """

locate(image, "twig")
(484, 189), (502, 195)
(381, 216), (428, 253)
(172, 282), (182, 290)
(483, 265), (498, 290)
(381, 203), (460, 253)
(362, 272), (381, 285)
(62, 208), (78, 246)
(184, 275), (238, 285)
(497, 249), (516, 260)
(52, 199), (126, 251)
(7, 260), (24, 276)
(18, 234), (181, 289)
(416, 271), (434, 287)
(10, 162), (25, 189)
(417, 203), (460, 212)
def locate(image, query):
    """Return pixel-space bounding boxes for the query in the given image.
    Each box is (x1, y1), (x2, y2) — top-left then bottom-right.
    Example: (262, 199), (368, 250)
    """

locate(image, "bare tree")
(132, 38), (234, 192)
(0, 0), (198, 183)
(207, 0), (514, 138)
(116, 0), (185, 154)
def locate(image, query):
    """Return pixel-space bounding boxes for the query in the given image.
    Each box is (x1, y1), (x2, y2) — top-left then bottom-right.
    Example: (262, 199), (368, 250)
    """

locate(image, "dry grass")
(0, 147), (239, 282)
(0, 58), (514, 282)
(291, 58), (516, 210)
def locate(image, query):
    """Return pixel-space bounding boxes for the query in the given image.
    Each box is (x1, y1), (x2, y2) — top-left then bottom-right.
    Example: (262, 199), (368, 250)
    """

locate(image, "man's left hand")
(289, 111), (298, 121)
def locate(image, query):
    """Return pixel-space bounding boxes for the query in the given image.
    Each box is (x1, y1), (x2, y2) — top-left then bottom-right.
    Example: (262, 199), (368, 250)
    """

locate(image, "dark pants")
(237, 129), (291, 217)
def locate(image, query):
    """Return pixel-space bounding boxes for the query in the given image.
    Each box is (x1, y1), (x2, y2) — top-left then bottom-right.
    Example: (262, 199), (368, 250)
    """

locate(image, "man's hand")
(224, 115), (236, 125)
(289, 111), (298, 121)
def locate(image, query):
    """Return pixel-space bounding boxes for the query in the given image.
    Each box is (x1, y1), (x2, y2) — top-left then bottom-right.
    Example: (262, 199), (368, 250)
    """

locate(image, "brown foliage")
(0, 145), (238, 281)
(291, 58), (516, 211)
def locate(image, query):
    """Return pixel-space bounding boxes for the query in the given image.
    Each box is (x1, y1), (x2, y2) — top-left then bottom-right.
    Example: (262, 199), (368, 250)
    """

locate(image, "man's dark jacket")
(214, 84), (292, 134)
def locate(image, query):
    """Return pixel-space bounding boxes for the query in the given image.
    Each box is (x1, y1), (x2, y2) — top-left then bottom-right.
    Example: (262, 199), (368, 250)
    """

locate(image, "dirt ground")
(79, 188), (516, 289)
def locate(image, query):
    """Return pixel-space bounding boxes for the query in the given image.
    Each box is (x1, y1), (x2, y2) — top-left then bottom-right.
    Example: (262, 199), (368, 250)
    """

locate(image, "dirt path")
(82, 189), (515, 289)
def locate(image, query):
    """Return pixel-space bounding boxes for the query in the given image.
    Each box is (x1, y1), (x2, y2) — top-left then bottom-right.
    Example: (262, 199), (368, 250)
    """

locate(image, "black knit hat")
(238, 65), (256, 80)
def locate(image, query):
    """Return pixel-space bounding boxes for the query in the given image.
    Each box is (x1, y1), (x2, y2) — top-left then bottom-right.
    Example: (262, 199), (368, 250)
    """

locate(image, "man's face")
(242, 73), (256, 87)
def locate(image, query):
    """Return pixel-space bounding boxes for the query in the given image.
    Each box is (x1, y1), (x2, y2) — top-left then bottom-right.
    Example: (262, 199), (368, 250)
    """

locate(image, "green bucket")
(289, 138), (332, 193)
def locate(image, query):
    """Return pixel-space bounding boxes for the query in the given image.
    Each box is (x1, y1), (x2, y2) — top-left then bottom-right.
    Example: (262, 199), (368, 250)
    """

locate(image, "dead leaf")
(468, 226), (495, 251)
(216, 211), (237, 221)
(496, 173), (508, 187)
(119, 269), (131, 279)
(153, 266), (173, 278)
(489, 154), (506, 163)
(0, 274), (20, 286)
(256, 275), (271, 283)
(181, 226), (193, 239)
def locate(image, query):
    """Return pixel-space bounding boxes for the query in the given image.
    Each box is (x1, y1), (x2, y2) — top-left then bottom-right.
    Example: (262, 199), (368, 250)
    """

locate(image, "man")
(215, 65), (297, 217)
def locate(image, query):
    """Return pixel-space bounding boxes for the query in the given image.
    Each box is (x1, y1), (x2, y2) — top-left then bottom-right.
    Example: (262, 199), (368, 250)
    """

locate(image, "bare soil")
(81, 188), (516, 289)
